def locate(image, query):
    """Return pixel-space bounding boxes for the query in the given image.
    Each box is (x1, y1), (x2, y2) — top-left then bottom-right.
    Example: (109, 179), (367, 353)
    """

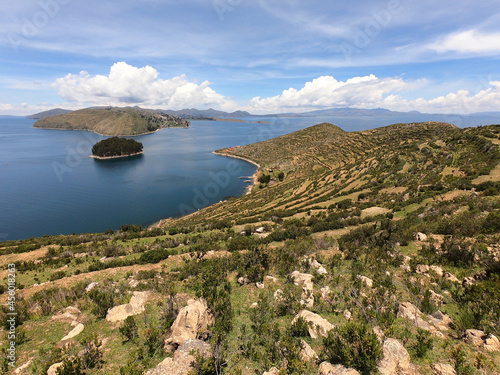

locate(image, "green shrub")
(119, 316), (138, 342)
(322, 322), (382, 375)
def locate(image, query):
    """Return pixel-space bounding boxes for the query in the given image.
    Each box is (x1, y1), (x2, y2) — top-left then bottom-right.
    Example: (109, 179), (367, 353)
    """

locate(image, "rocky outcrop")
(377, 338), (420, 375)
(398, 302), (451, 336)
(309, 259), (328, 275)
(432, 363), (456, 375)
(484, 334), (500, 352)
(47, 362), (62, 375)
(463, 329), (500, 352)
(291, 271), (314, 308)
(292, 310), (334, 339)
(300, 339), (318, 362)
(145, 339), (211, 375)
(106, 291), (150, 322)
(60, 323), (84, 342)
(318, 362), (360, 375)
(165, 299), (214, 349)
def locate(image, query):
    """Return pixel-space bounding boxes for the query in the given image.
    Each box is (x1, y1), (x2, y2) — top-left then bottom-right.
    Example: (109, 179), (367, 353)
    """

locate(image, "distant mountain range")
(27, 106), (500, 121)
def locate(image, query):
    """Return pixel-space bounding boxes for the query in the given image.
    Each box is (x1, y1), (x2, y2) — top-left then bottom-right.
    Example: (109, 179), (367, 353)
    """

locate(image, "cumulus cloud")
(246, 75), (500, 114)
(248, 74), (411, 113)
(53, 62), (237, 110)
(429, 29), (500, 54)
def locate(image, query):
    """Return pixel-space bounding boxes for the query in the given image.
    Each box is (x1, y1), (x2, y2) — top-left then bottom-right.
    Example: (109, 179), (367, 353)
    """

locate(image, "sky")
(1, 0), (500, 115)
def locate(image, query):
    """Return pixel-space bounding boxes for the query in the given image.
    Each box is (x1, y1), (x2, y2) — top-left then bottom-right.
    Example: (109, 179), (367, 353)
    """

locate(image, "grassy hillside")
(33, 107), (189, 136)
(1, 122), (500, 374)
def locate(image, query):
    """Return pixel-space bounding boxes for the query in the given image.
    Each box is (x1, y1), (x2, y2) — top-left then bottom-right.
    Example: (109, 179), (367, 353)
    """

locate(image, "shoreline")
(212, 150), (260, 195)
(32, 125), (188, 137)
(89, 151), (144, 160)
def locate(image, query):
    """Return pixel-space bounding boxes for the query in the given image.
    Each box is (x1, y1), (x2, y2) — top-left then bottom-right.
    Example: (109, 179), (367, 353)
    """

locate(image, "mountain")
(33, 106), (189, 136)
(163, 108), (252, 119)
(26, 108), (73, 119)
(1, 121), (500, 374)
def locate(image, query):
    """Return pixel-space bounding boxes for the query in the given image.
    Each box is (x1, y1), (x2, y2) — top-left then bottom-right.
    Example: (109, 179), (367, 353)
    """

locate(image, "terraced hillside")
(1, 122), (499, 375)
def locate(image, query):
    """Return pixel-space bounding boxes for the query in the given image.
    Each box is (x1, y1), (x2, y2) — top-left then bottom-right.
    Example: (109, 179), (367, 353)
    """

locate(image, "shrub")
(88, 289), (115, 319)
(322, 322), (382, 375)
(119, 316), (138, 342)
(290, 316), (310, 337)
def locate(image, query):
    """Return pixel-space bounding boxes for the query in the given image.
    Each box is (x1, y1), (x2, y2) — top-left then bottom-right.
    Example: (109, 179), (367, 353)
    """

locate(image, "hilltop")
(33, 107), (189, 136)
(1, 121), (499, 374)
(26, 108), (72, 119)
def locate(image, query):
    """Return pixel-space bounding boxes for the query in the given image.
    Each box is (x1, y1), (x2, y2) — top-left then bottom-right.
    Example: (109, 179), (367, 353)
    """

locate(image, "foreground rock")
(60, 323), (85, 342)
(165, 298), (214, 349)
(397, 302), (451, 336)
(292, 310), (334, 339)
(377, 338), (420, 375)
(318, 362), (360, 375)
(106, 291), (150, 322)
(432, 363), (456, 375)
(145, 339), (211, 375)
(291, 271), (315, 307)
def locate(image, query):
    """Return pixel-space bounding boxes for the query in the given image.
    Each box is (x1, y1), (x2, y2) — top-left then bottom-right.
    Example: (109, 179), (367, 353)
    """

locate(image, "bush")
(88, 289), (115, 319)
(119, 316), (138, 342)
(290, 316), (310, 337)
(322, 322), (382, 375)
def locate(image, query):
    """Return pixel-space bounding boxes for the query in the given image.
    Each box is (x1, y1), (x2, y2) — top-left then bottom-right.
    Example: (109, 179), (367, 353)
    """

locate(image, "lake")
(1, 113), (498, 241)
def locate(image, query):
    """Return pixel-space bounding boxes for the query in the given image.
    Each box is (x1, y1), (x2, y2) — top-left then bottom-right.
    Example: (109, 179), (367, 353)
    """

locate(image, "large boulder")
(463, 329), (486, 347)
(377, 338), (420, 375)
(318, 362), (360, 375)
(106, 291), (150, 322)
(397, 302), (449, 336)
(484, 334), (500, 352)
(60, 323), (84, 342)
(145, 339), (211, 375)
(165, 299), (214, 348)
(292, 310), (334, 339)
(47, 362), (63, 375)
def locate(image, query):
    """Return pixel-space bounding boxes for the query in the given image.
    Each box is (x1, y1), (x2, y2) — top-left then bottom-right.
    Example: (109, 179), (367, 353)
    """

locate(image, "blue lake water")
(0, 113), (498, 241)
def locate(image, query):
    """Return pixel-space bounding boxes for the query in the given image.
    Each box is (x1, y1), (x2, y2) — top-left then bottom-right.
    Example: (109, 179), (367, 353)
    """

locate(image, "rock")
(300, 339), (318, 361)
(51, 306), (82, 324)
(255, 226), (266, 233)
(238, 276), (250, 285)
(263, 367), (280, 375)
(47, 362), (63, 375)
(444, 272), (460, 283)
(377, 338), (419, 375)
(373, 326), (385, 343)
(429, 290), (443, 306)
(256, 282), (265, 289)
(320, 286), (331, 300)
(484, 334), (500, 352)
(318, 362), (360, 375)
(343, 310), (352, 320)
(432, 363), (456, 375)
(14, 359), (31, 374)
(428, 311), (453, 332)
(165, 298), (214, 348)
(357, 275), (373, 288)
(464, 329), (486, 347)
(265, 275), (278, 283)
(145, 339), (211, 375)
(397, 302), (438, 335)
(106, 291), (150, 323)
(250, 302), (259, 309)
(309, 259), (328, 275)
(291, 271), (314, 308)
(416, 232), (427, 241)
(60, 323), (84, 342)
(462, 276), (476, 286)
(85, 281), (99, 292)
(415, 264), (430, 274)
(429, 266), (444, 277)
(292, 310), (334, 339)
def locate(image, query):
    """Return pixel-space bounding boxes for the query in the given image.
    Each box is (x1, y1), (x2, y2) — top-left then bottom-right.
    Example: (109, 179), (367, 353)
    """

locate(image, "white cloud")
(52, 62), (237, 111)
(429, 29), (500, 54)
(248, 75), (410, 113)
(246, 75), (500, 114)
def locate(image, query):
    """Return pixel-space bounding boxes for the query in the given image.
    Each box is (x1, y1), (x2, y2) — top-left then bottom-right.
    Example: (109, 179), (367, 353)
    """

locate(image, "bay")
(0, 113), (498, 241)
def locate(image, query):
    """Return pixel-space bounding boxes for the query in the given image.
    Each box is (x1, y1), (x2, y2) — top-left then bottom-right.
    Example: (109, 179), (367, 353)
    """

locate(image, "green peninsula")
(33, 106), (189, 136)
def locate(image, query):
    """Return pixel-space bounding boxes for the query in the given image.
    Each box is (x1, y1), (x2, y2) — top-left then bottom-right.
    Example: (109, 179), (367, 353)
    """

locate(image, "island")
(33, 106), (189, 136)
(90, 137), (144, 159)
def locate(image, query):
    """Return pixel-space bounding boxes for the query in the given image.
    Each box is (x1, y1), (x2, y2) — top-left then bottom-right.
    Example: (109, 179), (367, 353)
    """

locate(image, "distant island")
(90, 137), (143, 159)
(33, 107), (189, 136)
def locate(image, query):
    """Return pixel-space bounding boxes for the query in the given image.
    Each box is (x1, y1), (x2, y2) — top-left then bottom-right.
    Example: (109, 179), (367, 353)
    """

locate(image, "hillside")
(1, 122), (500, 374)
(26, 108), (73, 119)
(33, 107), (189, 136)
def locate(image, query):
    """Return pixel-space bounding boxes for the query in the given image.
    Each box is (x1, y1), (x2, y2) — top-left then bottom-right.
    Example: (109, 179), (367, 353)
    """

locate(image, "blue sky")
(1, 0), (500, 115)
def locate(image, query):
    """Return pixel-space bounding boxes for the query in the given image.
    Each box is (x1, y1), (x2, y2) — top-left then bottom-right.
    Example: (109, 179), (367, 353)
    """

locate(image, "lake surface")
(1, 113), (498, 241)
